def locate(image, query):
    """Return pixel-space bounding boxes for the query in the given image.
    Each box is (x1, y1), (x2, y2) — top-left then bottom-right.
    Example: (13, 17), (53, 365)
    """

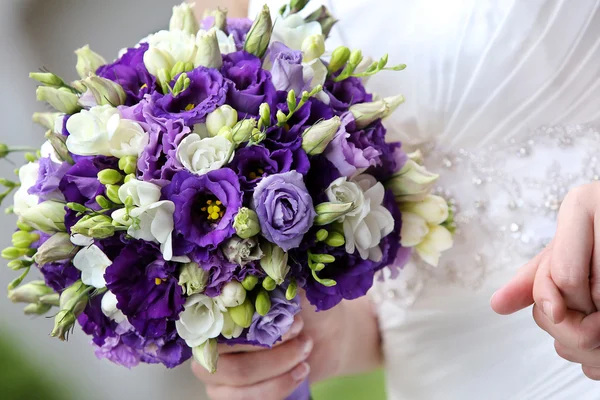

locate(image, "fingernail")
(542, 301), (555, 323)
(289, 318), (304, 337)
(291, 362), (310, 382)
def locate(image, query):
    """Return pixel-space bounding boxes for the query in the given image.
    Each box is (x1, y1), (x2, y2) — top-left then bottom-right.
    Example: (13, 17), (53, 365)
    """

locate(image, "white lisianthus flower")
(142, 30), (197, 75)
(13, 162), (40, 217)
(216, 281), (247, 308)
(221, 311), (244, 340)
(399, 212), (430, 247)
(101, 291), (126, 323)
(272, 14), (322, 50)
(73, 242), (112, 288)
(415, 225), (453, 267)
(215, 30), (237, 54)
(176, 134), (234, 176)
(195, 29), (222, 69)
(106, 113), (148, 158)
(20, 201), (66, 233)
(326, 175), (395, 262)
(66, 105), (118, 156)
(40, 141), (62, 164)
(176, 294), (225, 348)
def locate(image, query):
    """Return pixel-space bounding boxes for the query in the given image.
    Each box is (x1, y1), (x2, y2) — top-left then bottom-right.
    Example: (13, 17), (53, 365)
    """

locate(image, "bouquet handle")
(285, 378), (311, 400)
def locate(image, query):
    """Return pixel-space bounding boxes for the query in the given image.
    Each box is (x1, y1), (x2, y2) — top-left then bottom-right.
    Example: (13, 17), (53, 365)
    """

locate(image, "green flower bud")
(71, 214), (115, 239)
(124, 173), (136, 183)
(260, 242), (290, 285)
(95, 195), (113, 210)
(325, 231), (345, 247)
(233, 207), (261, 239)
(32, 112), (62, 131)
(39, 293), (60, 307)
(310, 253), (336, 264)
(45, 131), (73, 164)
(386, 159), (439, 202)
(241, 275), (259, 291)
(302, 116), (341, 155)
(196, 28), (224, 69)
(88, 222), (116, 240)
(81, 75), (126, 106)
(66, 202), (89, 213)
(118, 156), (138, 175)
(314, 201), (354, 226)
(276, 110), (287, 125)
(105, 184), (123, 205)
(2, 247), (27, 260)
(24, 152), (38, 163)
(244, 5), (273, 59)
(286, 279), (298, 301)
(231, 118), (257, 144)
(171, 72), (191, 96)
(349, 95), (405, 129)
(169, 3), (200, 35)
(36, 86), (81, 114)
(212, 8), (227, 31)
(316, 229), (329, 242)
(305, 6), (338, 37)
(217, 126), (234, 142)
(255, 289), (271, 316)
(251, 128), (266, 144)
(97, 169), (123, 185)
(192, 339), (219, 374)
(218, 281), (247, 308)
(59, 280), (90, 316)
(29, 72), (67, 88)
(51, 309), (77, 341)
(314, 262), (325, 271)
(348, 49), (363, 66)
(229, 298), (255, 329)
(0, 144), (9, 158)
(23, 302), (53, 316)
(206, 105), (238, 137)
(301, 34), (325, 62)
(287, 90), (297, 112)
(8, 280), (53, 304)
(20, 201), (66, 233)
(75, 45), (107, 79)
(16, 219), (34, 232)
(290, 0), (310, 13)
(7, 259), (33, 271)
(178, 262), (209, 296)
(328, 46), (351, 73)
(11, 231), (39, 249)
(262, 276), (277, 291)
(259, 103), (271, 129)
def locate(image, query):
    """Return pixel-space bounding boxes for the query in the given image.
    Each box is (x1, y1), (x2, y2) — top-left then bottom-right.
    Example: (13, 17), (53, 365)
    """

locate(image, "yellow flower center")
(140, 83), (148, 90)
(184, 103), (195, 111)
(248, 168), (265, 180)
(201, 199), (225, 222)
(155, 277), (163, 285)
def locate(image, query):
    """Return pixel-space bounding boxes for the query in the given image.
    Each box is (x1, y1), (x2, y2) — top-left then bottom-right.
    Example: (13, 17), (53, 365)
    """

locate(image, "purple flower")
(96, 43), (155, 105)
(137, 115), (189, 186)
(268, 42), (304, 92)
(221, 51), (276, 117)
(162, 169), (242, 255)
(201, 18), (253, 50)
(39, 261), (80, 293)
(247, 289), (300, 346)
(229, 146), (297, 192)
(148, 67), (227, 125)
(59, 156), (118, 209)
(253, 171), (316, 251)
(29, 157), (71, 201)
(324, 75), (372, 113)
(325, 113), (406, 180)
(198, 255), (238, 297)
(104, 241), (185, 339)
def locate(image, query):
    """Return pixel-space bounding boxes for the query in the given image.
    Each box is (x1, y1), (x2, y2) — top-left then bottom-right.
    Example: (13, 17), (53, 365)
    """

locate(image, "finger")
(192, 334), (313, 387)
(591, 210), (600, 310)
(555, 340), (600, 367)
(206, 362), (310, 400)
(491, 248), (544, 315)
(551, 188), (595, 314)
(533, 254), (567, 324)
(533, 306), (600, 351)
(582, 365), (600, 381)
(218, 317), (304, 354)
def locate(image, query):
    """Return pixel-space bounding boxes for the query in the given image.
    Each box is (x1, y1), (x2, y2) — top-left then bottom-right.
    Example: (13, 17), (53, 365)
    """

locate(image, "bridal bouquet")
(3, 0), (453, 397)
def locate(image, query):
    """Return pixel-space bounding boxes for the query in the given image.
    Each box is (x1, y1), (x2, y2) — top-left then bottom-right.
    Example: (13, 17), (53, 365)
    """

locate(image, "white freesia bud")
(178, 262), (209, 296)
(13, 162), (40, 217)
(66, 105), (118, 156)
(195, 28), (223, 69)
(20, 201), (66, 233)
(301, 34), (325, 62)
(36, 86), (81, 114)
(401, 195), (449, 226)
(416, 225), (453, 267)
(106, 113), (149, 158)
(176, 294), (225, 347)
(231, 119), (257, 144)
(388, 159), (439, 202)
(243, 5), (273, 58)
(32, 112), (62, 131)
(272, 13), (322, 50)
(400, 212), (429, 247)
(217, 281), (247, 308)
(101, 291), (126, 323)
(169, 3), (200, 35)
(8, 281), (53, 304)
(206, 105), (238, 137)
(349, 95), (405, 129)
(215, 30), (236, 54)
(143, 47), (176, 77)
(221, 311), (244, 339)
(176, 134), (234, 176)
(193, 339), (219, 374)
(75, 45), (107, 79)
(81, 75), (126, 107)
(301, 116), (341, 155)
(73, 242), (112, 288)
(260, 242), (290, 285)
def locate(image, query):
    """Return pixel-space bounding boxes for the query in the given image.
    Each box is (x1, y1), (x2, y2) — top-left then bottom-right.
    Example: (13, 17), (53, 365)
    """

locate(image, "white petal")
(70, 233), (94, 247)
(73, 244), (112, 288)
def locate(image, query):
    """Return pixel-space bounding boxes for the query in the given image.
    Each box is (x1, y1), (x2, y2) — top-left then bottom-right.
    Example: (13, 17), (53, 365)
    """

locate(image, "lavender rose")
(253, 171), (316, 251)
(268, 42), (304, 93)
(247, 289), (300, 346)
(29, 157), (71, 202)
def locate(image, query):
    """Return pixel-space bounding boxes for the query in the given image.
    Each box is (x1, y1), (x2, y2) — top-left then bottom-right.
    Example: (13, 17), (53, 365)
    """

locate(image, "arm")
(192, 0), (249, 19)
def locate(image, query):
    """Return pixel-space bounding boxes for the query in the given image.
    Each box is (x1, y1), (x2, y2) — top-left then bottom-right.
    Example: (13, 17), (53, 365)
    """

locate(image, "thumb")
(491, 249), (545, 315)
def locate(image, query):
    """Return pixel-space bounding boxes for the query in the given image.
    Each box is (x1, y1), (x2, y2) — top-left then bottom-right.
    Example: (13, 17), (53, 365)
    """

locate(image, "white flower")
(327, 175), (395, 261)
(169, 3), (199, 35)
(272, 14), (322, 50)
(40, 141), (62, 164)
(66, 105), (117, 156)
(415, 225), (453, 267)
(216, 281), (247, 308)
(401, 195), (449, 226)
(73, 243), (112, 288)
(303, 58), (328, 93)
(221, 311), (244, 339)
(176, 134), (234, 176)
(176, 294), (225, 348)
(216, 30), (237, 54)
(143, 48), (176, 77)
(13, 162), (40, 217)
(195, 29), (223, 69)
(106, 113), (148, 158)
(301, 34), (325, 62)
(206, 105), (238, 137)
(20, 201), (66, 233)
(142, 30), (197, 76)
(117, 179), (162, 207)
(399, 212), (429, 247)
(101, 291), (126, 323)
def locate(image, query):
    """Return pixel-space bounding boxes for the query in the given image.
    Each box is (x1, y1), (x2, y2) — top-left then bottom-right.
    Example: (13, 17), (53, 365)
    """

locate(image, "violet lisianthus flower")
(29, 157), (71, 202)
(137, 115), (189, 186)
(39, 260), (80, 293)
(325, 113), (406, 180)
(253, 171), (316, 251)
(198, 255), (238, 297)
(148, 67), (227, 125)
(201, 17), (253, 50)
(221, 51), (276, 117)
(324, 75), (373, 113)
(268, 42), (304, 93)
(162, 169), (242, 254)
(96, 43), (155, 105)
(247, 289), (300, 346)
(104, 241), (185, 339)
(229, 146), (297, 192)
(59, 156), (118, 209)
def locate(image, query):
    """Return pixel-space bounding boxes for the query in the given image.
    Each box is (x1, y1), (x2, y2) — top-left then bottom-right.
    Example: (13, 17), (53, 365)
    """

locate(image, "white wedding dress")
(250, 1), (600, 398)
